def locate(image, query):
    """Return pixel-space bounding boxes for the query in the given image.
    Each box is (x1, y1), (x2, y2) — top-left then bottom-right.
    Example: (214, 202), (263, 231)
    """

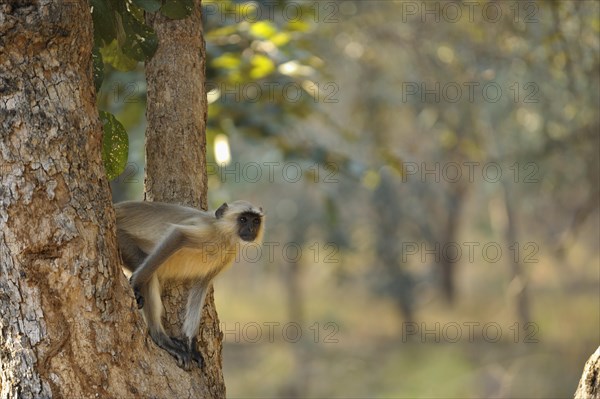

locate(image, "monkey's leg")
(117, 229), (149, 308)
(142, 275), (192, 369)
(117, 228), (148, 271)
(182, 280), (209, 368)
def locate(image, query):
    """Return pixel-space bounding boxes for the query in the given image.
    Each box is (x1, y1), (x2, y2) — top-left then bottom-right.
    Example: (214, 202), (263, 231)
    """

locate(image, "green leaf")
(205, 25), (238, 39)
(99, 111), (129, 180)
(249, 21), (278, 39)
(250, 54), (275, 79)
(286, 19), (310, 32)
(92, 45), (104, 92)
(91, 0), (117, 45)
(271, 32), (291, 47)
(161, 0), (194, 19)
(120, 8), (159, 61)
(100, 40), (138, 71)
(212, 53), (241, 70)
(132, 0), (162, 12)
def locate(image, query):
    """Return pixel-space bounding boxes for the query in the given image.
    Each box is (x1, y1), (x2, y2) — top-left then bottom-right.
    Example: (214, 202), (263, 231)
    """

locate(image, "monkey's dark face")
(237, 212), (262, 242)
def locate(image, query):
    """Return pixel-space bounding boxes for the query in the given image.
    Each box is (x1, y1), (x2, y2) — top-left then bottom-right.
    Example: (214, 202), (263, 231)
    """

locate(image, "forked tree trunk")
(145, 0), (225, 397)
(0, 1), (222, 397)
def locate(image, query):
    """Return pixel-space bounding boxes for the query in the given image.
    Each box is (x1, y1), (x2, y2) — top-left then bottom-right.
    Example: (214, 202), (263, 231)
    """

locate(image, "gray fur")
(183, 280), (208, 342)
(114, 200), (264, 370)
(130, 228), (188, 286)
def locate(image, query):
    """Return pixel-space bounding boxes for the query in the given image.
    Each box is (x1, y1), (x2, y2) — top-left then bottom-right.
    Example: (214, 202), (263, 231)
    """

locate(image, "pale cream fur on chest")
(156, 244), (238, 281)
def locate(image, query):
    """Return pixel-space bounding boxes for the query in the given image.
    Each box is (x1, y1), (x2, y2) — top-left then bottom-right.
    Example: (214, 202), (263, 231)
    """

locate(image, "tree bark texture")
(575, 347), (600, 399)
(145, 1), (224, 397)
(0, 1), (219, 397)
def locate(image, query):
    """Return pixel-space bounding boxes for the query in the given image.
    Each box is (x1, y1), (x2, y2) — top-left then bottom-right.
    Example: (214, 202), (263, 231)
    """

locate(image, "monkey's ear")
(215, 203), (228, 219)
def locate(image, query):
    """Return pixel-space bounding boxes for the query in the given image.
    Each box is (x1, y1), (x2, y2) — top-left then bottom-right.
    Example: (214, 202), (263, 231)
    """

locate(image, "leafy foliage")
(91, 0), (159, 73)
(202, 0), (321, 130)
(92, 0), (332, 181)
(91, 0), (196, 72)
(99, 111), (129, 180)
(161, 0), (194, 19)
(132, 0), (162, 13)
(92, 0), (194, 178)
(92, 46), (104, 92)
(94, 0), (327, 180)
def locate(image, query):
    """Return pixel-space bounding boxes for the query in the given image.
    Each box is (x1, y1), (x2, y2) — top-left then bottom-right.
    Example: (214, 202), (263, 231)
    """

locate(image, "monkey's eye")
(239, 217), (247, 223)
(253, 219), (260, 225)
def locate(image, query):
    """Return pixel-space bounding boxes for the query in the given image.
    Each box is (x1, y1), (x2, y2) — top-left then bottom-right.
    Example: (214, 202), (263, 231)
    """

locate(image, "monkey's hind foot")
(183, 337), (204, 368)
(190, 344), (204, 368)
(170, 337), (189, 352)
(153, 335), (194, 371)
(170, 338), (203, 370)
(166, 337), (202, 371)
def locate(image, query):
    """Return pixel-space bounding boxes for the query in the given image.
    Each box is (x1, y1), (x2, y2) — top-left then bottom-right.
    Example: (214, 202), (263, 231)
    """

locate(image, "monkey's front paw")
(133, 287), (144, 309)
(129, 276), (145, 309)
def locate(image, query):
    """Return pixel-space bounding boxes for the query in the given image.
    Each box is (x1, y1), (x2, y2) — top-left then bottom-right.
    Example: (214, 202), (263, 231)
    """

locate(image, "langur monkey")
(115, 200), (264, 370)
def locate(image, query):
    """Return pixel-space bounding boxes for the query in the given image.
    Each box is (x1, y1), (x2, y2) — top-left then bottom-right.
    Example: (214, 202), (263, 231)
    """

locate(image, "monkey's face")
(237, 211), (262, 242)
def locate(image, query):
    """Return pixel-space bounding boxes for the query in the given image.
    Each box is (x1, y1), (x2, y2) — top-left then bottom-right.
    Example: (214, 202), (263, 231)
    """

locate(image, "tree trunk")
(0, 1), (221, 397)
(501, 181), (531, 324)
(281, 230), (309, 398)
(144, 1), (225, 397)
(439, 185), (465, 304)
(575, 347), (600, 399)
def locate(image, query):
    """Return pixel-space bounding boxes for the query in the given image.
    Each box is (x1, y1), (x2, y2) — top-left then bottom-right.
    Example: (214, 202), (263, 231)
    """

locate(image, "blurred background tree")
(100, 1), (599, 397)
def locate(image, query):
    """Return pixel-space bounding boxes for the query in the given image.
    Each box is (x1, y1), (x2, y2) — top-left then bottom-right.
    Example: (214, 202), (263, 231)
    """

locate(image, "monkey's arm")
(130, 227), (189, 307)
(129, 227), (201, 370)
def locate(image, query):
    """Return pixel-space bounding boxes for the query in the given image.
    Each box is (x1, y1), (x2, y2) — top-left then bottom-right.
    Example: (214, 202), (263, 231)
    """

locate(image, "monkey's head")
(215, 201), (264, 243)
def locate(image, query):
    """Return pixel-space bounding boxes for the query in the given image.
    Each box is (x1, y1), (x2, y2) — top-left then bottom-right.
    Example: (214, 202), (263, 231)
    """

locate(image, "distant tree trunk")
(359, 62), (414, 322)
(374, 172), (414, 322)
(0, 2), (221, 398)
(281, 230), (309, 398)
(575, 347), (600, 399)
(439, 184), (466, 304)
(501, 181), (531, 324)
(144, 1), (225, 397)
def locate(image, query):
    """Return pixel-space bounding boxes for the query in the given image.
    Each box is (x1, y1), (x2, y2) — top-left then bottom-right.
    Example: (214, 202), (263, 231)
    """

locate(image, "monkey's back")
(115, 201), (214, 253)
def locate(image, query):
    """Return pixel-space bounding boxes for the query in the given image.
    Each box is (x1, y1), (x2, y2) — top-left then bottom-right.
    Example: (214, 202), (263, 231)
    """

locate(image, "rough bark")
(575, 347), (600, 399)
(144, 1), (225, 397)
(0, 1), (219, 397)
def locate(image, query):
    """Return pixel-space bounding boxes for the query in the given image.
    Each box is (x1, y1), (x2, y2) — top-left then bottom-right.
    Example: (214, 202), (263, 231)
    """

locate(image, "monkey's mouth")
(240, 234), (255, 242)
